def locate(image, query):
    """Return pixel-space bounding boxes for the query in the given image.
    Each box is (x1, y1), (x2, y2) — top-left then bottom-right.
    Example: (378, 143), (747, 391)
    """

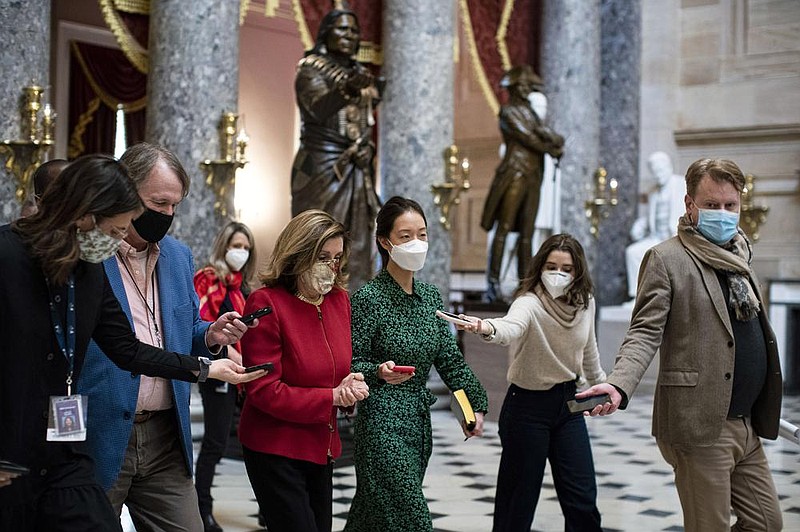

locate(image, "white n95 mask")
(541, 271), (573, 299)
(225, 248), (249, 272)
(389, 239), (428, 272)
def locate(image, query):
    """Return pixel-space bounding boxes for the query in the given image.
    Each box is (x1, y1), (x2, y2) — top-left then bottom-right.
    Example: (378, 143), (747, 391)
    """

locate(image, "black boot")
(202, 513), (223, 532)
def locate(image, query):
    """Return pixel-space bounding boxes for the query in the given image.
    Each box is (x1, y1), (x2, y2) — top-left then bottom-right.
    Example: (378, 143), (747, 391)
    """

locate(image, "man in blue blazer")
(78, 143), (248, 532)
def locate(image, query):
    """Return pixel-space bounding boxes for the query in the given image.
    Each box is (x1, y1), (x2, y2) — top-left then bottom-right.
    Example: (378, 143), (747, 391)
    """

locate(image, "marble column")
(146, 0), (240, 260)
(0, 0), (50, 223)
(541, 0), (601, 264)
(380, 0), (455, 303)
(597, 0), (641, 306)
(380, 0), (456, 409)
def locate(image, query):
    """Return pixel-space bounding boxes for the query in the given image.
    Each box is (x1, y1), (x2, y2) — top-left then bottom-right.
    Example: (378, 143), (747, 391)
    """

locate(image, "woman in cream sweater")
(460, 233), (606, 532)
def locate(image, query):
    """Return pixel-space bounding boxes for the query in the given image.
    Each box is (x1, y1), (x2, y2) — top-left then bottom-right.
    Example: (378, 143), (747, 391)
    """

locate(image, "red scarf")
(195, 267), (246, 351)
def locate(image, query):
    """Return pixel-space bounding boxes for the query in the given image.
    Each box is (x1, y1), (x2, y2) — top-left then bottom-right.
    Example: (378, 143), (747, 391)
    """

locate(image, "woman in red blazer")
(239, 210), (369, 532)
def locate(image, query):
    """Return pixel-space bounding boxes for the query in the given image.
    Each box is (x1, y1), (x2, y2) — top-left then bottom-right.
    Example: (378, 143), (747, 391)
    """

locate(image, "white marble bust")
(625, 151), (686, 299)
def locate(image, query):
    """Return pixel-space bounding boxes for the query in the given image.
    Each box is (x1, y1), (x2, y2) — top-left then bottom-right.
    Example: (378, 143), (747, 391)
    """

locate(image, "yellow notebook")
(450, 389), (476, 432)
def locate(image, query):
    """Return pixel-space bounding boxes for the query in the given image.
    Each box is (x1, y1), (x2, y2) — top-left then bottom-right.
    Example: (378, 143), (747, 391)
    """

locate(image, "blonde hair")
(685, 158), (746, 197)
(207, 221), (257, 291)
(258, 210), (350, 292)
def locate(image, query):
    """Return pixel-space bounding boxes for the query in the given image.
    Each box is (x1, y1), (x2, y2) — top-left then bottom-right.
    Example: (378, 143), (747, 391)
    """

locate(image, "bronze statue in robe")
(291, 8), (383, 292)
(481, 66), (564, 302)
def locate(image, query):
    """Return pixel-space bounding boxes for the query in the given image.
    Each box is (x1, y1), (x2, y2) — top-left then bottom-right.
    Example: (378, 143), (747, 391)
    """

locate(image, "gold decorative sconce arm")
(431, 144), (471, 230)
(0, 85), (55, 204)
(200, 112), (248, 219)
(740, 173), (769, 242)
(584, 167), (618, 238)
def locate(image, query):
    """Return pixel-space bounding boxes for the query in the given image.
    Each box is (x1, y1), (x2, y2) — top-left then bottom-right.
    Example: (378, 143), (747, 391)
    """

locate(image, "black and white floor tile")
(120, 393), (800, 532)
(123, 396), (800, 532)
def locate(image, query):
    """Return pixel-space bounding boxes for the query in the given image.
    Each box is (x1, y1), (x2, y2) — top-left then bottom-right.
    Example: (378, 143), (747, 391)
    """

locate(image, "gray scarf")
(677, 215), (760, 321)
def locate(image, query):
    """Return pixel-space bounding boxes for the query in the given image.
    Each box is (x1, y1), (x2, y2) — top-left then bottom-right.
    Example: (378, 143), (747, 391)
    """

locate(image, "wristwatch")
(481, 321), (497, 341)
(197, 356), (212, 382)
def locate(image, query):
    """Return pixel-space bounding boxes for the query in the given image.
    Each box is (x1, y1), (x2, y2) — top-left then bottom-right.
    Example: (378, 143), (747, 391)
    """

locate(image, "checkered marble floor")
(166, 393), (800, 532)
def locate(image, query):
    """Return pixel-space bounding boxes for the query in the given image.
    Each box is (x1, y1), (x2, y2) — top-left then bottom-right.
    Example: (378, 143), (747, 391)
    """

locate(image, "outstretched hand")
(207, 358), (268, 385)
(575, 383), (623, 416)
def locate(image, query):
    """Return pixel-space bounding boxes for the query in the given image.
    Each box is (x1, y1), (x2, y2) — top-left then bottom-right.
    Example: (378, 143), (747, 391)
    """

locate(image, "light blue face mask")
(695, 208), (740, 245)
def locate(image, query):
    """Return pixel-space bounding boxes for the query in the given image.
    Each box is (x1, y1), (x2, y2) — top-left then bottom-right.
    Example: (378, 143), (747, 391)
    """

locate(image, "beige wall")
(642, 0), (800, 284)
(236, 4), (303, 274)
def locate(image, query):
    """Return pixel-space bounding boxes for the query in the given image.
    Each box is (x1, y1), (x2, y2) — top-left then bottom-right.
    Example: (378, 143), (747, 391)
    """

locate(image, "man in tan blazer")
(579, 158), (783, 531)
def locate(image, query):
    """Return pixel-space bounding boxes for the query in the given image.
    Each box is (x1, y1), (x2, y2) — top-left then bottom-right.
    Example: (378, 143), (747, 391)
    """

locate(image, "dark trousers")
(492, 382), (602, 532)
(0, 458), (120, 532)
(243, 446), (332, 532)
(195, 380), (238, 516)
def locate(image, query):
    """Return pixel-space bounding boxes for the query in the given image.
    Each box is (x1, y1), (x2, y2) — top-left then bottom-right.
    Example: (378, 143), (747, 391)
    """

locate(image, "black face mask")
(132, 208), (174, 243)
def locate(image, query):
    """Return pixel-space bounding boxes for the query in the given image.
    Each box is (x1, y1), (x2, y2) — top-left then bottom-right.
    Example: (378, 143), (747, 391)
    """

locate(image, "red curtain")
(462, 0), (541, 112)
(296, 0), (383, 67)
(67, 42), (147, 159)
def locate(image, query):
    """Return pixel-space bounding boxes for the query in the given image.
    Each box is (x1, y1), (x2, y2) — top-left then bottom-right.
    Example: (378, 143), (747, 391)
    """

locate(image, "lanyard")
(48, 275), (76, 395)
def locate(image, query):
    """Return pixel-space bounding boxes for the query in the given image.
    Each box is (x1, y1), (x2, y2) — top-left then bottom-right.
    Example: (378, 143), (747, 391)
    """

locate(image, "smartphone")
(244, 362), (274, 373)
(392, 365), (416, 374)
(0, 460), (29, 476)
(566, 393), (611, 414)
(435, 309), (472, 326)
(239, 306), (272, 326)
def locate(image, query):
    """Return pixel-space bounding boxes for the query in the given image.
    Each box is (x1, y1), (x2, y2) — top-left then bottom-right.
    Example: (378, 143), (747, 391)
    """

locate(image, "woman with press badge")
(0, 155), (264, 531)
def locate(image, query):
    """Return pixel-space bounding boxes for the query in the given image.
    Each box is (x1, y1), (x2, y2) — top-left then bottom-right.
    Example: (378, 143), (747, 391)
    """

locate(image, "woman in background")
(193, 221), (258, 532)
(344, 196), (488, 532)
(239, 210), (369, 532)
(460, 233), (606, 532)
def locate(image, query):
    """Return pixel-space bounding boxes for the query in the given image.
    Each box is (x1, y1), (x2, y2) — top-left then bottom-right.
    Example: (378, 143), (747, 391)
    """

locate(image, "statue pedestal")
(597, 304), (660, 388)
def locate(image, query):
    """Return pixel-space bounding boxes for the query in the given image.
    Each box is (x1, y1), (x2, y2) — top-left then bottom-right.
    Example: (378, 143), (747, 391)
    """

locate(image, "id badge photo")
(47, 394), (88, 442)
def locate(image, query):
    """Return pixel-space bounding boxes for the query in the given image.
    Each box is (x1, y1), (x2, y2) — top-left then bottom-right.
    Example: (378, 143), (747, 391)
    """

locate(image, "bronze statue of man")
(481, 65), (564, 302)
(291, 8), (382, 291)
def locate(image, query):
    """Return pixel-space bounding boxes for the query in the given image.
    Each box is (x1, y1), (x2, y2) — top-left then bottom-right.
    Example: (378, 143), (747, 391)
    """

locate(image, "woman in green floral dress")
(344, 196), (488, 532)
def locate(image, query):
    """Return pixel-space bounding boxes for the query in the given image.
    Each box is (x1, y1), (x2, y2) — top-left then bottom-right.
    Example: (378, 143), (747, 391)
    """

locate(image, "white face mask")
(301, 262), (337, 296)
(225, 248), (249, 272)
(541, 271), (573, 299)
(389, 239), (428, 272)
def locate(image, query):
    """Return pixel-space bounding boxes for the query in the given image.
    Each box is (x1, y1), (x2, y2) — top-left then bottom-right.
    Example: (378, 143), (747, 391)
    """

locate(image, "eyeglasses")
(317, 257), (342, 268)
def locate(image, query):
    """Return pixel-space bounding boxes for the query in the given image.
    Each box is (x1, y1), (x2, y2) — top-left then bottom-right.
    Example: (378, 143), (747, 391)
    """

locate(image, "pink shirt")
(115, 241), (173, 412)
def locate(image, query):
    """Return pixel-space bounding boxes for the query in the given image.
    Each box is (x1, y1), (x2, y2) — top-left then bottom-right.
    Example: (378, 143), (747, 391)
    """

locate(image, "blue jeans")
(493, 382), (602, 532)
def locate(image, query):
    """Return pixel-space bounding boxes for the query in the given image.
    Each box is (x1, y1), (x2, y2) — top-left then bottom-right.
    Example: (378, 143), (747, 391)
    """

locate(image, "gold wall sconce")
(200, 112), (248, 218)
(431, 144), (471, 230)
(584, 167), (618, 238)
(740, 173), (769, 242)
(0, 85), (56, 204)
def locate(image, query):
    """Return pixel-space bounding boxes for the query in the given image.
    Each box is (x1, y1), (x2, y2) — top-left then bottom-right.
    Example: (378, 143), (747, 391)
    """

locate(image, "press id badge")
(47, 395), (88, 441)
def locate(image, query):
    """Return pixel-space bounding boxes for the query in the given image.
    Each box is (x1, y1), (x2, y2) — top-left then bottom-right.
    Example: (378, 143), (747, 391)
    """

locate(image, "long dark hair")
(13, 154), (141, 285)
(375, 196), (427, 269)
(517, 233), (593, 308)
